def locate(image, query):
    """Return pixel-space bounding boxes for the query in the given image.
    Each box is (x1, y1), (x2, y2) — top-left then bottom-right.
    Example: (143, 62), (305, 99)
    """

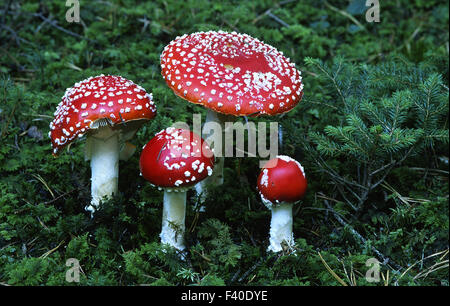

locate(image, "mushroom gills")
(90, 117), (113, 129)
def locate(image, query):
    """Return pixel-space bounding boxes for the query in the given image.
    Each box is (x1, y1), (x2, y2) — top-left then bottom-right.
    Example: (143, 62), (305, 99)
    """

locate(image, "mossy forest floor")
(0, 0), (448, 286)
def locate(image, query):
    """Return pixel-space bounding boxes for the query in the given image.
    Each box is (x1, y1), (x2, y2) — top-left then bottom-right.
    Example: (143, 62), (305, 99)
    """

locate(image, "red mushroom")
(256, 155), (307, 252)
(49, 75), (156, 214)
(139, 127), (214, 250)
(160, 31), (304, 198)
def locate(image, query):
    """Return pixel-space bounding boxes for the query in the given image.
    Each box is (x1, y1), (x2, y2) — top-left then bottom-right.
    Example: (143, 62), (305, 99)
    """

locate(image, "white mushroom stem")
(160, 190), (186, 250)
(85, 127), (119, 215)
(195, 109), (232, 201)
(268, 202), (294, 252)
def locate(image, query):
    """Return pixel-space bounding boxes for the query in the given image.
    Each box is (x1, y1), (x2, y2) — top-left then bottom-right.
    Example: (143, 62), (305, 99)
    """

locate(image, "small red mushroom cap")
(49, 75), (157, 155)
(160, 31), (303, 117)
(257, 155), (307, 208)
(139, 127), (214, 189)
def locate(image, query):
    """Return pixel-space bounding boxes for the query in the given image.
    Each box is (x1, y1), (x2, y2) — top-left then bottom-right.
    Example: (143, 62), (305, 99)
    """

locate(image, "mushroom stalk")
(161, 190), (186, 250)
(268, 203), (294, 252)
(203, 109), (226, 185)
(86, 127), (119, 215)
(195, 109), (232, 199)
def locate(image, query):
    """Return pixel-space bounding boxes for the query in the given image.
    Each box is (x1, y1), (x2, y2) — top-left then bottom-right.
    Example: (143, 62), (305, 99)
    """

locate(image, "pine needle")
(318, 252), (348, 286)
(32, 174), (55, 199)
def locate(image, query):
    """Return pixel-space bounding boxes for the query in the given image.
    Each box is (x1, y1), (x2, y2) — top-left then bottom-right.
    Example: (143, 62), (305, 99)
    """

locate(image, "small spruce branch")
(321, 195), (402, 271)
(356, 144), (416, 213)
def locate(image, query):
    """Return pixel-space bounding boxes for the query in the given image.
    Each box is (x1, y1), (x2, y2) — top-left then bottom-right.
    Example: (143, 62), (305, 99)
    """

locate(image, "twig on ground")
(238, 257), (264, 282)
(40, 240), (65, 258)
(324, 2), (366, 32)
(33, 13), (95, 43)
(43, 188), (79, 205)
(252, 8), (290, 27)
(320, 193), (402, 271)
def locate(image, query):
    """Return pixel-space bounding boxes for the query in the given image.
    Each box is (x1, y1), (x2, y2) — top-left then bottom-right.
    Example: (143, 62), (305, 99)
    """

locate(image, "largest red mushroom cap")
(49, 75), (157, 155)
(140, 127), (214, 189)
(160, 31), (304, 117)
(257, 155), (307, 208)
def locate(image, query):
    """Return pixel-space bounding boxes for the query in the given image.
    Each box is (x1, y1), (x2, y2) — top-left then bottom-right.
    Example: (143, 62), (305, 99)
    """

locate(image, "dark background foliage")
(0, 0), (448, 286)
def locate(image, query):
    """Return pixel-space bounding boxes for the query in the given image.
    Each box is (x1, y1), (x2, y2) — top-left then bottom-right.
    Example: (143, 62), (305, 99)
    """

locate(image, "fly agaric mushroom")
(49, 74), (156, 214)
(160, 30), (304, 198)
(257, 156), (307, 253)
(139, 127), (214, 250)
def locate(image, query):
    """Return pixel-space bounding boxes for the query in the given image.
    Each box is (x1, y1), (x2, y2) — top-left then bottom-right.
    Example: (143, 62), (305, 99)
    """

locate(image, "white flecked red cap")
(49, 75), (156, 155)
(160, 31), (304, 117)
(139, 127), (214, 189)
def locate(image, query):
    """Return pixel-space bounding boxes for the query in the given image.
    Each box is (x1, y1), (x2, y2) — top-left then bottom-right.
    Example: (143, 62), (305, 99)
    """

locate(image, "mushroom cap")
(139, 127), (214, 189)
(49, 75), (156, 155)
(160, 31), (303, 117)
(257, 155), (307, 208)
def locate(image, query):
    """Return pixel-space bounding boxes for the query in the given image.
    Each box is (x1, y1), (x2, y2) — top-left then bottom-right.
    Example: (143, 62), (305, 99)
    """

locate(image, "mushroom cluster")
(160, 31), (304, 198)
(139, 127), (214, 250)
(49, 30), (307, 256)
(50, 74), (156, 214)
